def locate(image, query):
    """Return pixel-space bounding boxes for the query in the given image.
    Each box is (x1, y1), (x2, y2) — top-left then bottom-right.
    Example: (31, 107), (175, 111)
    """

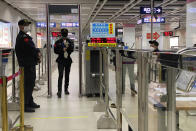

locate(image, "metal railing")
(94, 48), (196, 131)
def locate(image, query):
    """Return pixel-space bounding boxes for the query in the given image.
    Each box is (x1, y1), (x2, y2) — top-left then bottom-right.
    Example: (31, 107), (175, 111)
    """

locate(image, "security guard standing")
(54, 28), (74, 98)
(15, 19), (41, 112)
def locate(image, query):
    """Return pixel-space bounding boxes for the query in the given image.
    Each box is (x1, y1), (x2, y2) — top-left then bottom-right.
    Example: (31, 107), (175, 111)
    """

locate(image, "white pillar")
(141, 23), (163, 50)
(123, 24), (135, 48)
(186, 0), (196, 47)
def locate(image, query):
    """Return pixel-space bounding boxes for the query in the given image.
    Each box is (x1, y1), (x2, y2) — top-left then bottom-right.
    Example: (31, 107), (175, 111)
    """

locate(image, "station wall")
(0, 0), (37, 48)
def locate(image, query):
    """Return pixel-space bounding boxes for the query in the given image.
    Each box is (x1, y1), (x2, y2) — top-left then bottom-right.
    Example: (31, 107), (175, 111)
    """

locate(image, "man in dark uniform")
(54, 28), (74, 98)
(15, 19), (41, 112)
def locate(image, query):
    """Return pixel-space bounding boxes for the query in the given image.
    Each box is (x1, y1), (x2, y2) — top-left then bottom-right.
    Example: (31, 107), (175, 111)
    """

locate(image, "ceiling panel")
(4, 0), (187, 32)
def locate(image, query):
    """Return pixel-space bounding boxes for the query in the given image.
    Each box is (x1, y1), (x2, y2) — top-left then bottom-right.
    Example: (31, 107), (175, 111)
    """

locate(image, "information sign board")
(36, 22), (56, 28)
(140, 7), (162, 14)
(90, 23), (115, 38)
(61, 22), (79, 27)
(142, 17), (165, 23)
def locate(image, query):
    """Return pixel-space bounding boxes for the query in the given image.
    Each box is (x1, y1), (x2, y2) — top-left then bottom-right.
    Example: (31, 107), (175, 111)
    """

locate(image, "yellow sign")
(109, 23), (113, 34)
(88, 43), (116, 47)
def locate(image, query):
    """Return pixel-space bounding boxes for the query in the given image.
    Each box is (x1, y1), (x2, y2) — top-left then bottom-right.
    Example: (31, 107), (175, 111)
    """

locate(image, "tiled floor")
(10, 52), (126, 131)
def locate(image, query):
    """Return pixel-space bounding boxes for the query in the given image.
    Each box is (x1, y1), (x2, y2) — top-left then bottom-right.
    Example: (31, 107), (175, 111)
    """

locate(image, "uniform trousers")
(24, 65), (36, 107)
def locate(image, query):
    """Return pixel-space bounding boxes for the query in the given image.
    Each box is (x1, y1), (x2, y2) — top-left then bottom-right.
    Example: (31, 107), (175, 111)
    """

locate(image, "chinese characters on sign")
(61, 22), (79, 27)
(146, 32), (160, 40)
(0, 22), (11, 48)
(90, 38), (116, 43)
(163, 31), (173, 36)
(90, 23), (115, 38)
(36, 22), (56, 28)
(140, 7), (162, 14)
(142, 17), (165, 23)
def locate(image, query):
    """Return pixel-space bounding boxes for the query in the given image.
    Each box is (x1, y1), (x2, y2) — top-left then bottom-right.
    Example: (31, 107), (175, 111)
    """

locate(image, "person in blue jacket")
(15, 19), (41, 112)
(54, 28), (74, 98)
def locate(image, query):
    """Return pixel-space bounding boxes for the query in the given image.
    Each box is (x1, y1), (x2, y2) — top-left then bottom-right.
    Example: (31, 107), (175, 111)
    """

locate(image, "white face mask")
(23, 26), (31, 33)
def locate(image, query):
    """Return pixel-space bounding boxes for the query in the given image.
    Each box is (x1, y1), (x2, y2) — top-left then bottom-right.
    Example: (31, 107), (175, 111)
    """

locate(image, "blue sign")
(140, 7), (162, 14)
(36, 22), (56, 28)
(61, 22), (79, 27)
(50, 22), (56, 28)
(90, 22), (115, 38)
(142, 17), (165, 23)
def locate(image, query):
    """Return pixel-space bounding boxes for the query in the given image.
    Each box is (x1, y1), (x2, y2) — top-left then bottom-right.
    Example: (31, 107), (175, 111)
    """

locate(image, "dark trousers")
(24, 66), (36, 106)
(57, 62), (72, 93)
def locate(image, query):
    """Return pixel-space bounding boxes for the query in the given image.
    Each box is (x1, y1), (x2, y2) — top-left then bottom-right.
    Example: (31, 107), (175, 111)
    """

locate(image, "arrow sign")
(146, 32), (160, 40)
(153, 32), (160, 40)
(140, 7), (162, 14)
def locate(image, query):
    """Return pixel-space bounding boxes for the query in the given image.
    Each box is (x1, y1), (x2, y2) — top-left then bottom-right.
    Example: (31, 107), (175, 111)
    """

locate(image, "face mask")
(23, 26), (31, 33)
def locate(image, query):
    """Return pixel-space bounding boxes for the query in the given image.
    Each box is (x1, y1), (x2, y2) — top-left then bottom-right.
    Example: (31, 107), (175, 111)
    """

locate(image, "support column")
(123, 24), (135, 48)
(186, 0), (196, 47)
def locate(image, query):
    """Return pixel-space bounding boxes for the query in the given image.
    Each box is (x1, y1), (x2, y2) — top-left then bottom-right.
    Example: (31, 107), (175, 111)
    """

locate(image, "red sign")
(90, 38), (116, 43)
(163, 31), (173, 36)
(52, 32), (61, 37)
(146, 32), (160, 40)
(147, 33), (151, 39)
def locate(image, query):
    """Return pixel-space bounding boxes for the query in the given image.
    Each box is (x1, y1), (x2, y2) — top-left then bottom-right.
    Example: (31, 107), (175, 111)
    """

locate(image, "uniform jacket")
(54, 37), (74, 65)
(15, 31), (40, 67)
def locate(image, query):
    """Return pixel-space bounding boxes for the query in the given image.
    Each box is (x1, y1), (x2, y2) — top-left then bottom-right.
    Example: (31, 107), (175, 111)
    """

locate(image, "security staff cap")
(18, 19), (31, 26)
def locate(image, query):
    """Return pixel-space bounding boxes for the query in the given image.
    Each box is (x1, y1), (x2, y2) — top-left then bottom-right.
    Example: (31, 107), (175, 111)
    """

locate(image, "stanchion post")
(1, 76), (9, 131)
(12, 50), (16, 101)
(99, 49), (103, 102)
(97, 49), (116, 129)
(138, 52), (149, 131)
(103, 49), (109, 117)
(116, 50), (123, 131)
(41, 49), (44, 77)
(19, 68), (24, 131)
(167, 67), (177, 131)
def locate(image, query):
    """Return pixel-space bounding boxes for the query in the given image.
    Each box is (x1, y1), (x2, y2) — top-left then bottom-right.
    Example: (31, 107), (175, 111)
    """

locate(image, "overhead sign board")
(36, 22), (56, 28)
(142, 17), (165, 23)
(90, 23), (115, 38)
(61, 22), (79, 27)
(140, 7), (162, 14)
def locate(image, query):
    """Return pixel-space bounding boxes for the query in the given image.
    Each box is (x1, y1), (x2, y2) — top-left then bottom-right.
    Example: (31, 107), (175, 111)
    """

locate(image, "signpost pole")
(151, 0), (154, 41)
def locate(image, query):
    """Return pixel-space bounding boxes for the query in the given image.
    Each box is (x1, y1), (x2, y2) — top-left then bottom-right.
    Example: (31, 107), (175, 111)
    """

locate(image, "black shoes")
(65, 90), (69, 95)
(57, 92), (61, 98)
(25, 107), (35, 113)
(25, 102), (40, 112)
(29, 102), (40, 108)
(57, 89), (69, 98)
